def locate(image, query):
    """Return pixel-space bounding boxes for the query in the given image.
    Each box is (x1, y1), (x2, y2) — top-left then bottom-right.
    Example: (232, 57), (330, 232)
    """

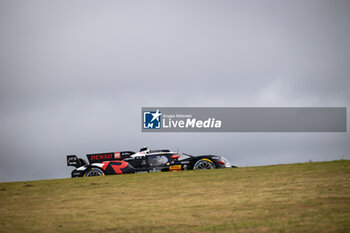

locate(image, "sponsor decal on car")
(150, 168), (161, 173)
(90, 153), (113, 161)
(169, 165), (182, 171)
(101, 161), (129, 174)
(114, 152), (121, 159)
(135, 171), (148, 174)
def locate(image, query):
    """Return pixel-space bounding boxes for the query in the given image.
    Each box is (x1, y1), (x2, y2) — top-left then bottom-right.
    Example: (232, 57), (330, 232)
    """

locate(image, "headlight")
(213, 156), (232, 168)
(220, 157), (232, 167)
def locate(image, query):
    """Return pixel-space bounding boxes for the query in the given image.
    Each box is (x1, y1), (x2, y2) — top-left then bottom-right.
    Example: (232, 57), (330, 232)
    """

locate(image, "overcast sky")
(1, 0), (349, 182)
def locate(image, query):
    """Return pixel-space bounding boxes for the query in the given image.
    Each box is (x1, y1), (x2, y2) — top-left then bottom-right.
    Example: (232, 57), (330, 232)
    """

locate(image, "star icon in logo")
(151, 109), (162, 122)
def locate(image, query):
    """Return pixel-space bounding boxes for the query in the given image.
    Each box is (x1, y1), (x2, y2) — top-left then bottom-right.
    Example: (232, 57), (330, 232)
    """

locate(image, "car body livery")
(67, 147), (234, 177)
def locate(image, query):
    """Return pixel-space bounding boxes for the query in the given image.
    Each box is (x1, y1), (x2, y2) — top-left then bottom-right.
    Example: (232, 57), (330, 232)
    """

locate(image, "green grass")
(1, 160), (350, 232)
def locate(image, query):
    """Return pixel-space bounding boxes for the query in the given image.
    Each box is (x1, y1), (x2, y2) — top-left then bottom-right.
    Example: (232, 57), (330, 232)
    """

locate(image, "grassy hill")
(0, 160), (350, 233)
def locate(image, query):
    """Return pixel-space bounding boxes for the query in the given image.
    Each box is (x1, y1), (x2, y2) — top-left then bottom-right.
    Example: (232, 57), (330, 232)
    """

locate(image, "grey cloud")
(0, 0), (349, 181)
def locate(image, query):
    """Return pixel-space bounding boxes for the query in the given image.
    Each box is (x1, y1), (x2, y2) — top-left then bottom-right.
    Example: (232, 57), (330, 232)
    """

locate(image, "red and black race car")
(67, 147), (234, 177)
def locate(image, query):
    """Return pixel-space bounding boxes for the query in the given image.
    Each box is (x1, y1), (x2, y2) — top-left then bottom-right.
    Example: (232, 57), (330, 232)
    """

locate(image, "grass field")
(0, 160), (350, 233)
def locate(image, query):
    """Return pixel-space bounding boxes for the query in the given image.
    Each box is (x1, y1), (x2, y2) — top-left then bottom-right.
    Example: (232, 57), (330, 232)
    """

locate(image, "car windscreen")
(148, 155), (168, 166)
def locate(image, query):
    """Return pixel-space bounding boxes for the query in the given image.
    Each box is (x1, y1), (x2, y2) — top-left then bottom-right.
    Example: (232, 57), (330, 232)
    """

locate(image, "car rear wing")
(67, 155), (87, 168)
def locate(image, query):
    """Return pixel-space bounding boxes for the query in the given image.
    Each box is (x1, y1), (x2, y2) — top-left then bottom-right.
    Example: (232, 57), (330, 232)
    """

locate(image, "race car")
(66, 147), (234, 177)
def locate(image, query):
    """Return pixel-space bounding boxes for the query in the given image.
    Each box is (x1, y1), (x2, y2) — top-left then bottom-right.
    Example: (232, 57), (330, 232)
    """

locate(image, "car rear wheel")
(194, 159), (216, 170)
(84, 167), (105, 177)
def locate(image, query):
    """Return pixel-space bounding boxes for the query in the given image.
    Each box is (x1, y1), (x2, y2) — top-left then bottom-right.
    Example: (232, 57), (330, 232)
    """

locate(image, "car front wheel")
(194, 159), (216, 170)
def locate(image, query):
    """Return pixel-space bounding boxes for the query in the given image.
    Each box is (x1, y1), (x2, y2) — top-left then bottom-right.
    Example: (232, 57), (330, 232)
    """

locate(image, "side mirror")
(171, 155), (180, 160)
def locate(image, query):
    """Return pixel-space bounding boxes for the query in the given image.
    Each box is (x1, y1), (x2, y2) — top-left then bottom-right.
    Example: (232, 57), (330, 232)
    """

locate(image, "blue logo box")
(143, 110), (161, 129)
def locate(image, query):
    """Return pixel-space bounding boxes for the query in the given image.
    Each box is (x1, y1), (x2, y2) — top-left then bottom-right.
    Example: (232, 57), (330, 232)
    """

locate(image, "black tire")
(84, 167), (105, 177)
(193, 159), (216, 170)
